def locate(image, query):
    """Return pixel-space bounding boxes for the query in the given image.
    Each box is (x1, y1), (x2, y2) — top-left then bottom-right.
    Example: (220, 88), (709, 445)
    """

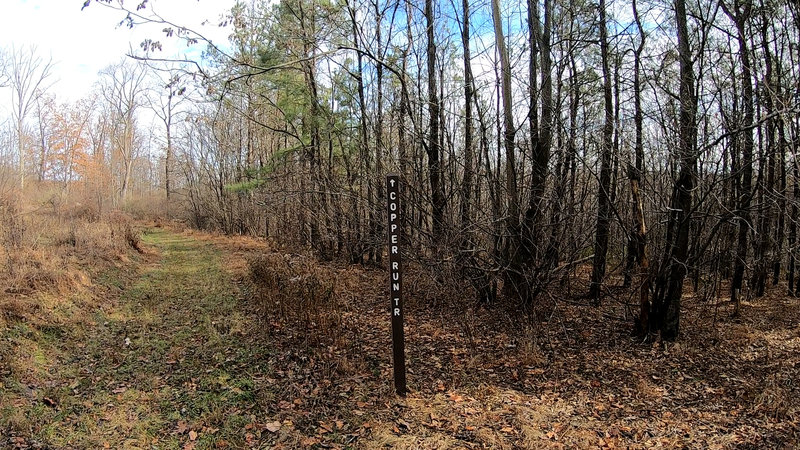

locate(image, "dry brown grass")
(0, 195), (142, 328)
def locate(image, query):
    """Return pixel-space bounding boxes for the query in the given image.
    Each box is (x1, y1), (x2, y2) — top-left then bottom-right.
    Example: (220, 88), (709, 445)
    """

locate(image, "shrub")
(248, 252), (341, 346)
(106, 211), (143, 253)
(0, 198), (25, 250)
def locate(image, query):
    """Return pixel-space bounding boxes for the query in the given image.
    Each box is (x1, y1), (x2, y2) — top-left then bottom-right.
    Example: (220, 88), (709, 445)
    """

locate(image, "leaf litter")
(1, 226), (798, 448)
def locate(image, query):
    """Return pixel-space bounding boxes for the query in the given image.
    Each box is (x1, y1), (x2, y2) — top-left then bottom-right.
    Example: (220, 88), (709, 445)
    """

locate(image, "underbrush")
(246, 247), (484, 349)
(248, 252), (342, 347)
(240, 232), (800, 447)
(0, 196), (142, 328)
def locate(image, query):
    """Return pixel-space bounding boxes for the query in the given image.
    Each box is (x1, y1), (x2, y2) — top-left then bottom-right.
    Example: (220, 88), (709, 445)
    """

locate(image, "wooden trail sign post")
(386, 174), (407, 396)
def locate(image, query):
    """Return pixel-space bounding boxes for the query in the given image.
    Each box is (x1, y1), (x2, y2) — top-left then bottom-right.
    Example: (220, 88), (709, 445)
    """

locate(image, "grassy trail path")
(2, 229), (272, 449)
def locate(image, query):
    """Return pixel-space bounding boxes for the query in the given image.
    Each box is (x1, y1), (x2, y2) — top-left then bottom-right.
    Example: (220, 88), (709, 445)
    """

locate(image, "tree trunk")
(589, 0), (614, 302)
(626, 0), (652, 335)
(491, 0), (519, 255)
(649, 0), (696, 341)
(348, 0), (370, 262)
(752, 9), (775, 297)
(791, 150), (800, 296)
(721, 0), (754, 313)
(459, 0), (474, 239)
(375, 1), (385, 264)
(165, 96), (173, 201)
(425, 0), (446, 242)
(18, 116), (25, 191)
(523, 0), (552, 263)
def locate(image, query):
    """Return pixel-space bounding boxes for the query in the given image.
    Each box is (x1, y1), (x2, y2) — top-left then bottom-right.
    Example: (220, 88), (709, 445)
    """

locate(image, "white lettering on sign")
(387, 174), (406, 395)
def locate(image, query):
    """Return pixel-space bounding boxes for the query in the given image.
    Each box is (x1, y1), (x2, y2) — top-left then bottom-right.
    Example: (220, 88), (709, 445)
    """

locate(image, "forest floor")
(2, 226), (799, 449)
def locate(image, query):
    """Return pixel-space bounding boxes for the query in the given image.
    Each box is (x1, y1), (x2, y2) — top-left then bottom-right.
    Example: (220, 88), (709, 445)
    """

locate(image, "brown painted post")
(386, 174), (407, 395)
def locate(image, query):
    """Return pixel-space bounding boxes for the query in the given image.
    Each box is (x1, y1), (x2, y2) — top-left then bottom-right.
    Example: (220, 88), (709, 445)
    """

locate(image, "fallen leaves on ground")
(2, 225), (798, 449)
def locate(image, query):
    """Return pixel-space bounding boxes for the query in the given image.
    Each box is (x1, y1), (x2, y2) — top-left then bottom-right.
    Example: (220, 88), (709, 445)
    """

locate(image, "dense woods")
(3, 0), (800, 337)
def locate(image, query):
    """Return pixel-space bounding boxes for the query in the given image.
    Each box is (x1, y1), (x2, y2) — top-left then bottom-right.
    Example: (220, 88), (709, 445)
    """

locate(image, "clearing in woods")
(2, 227), (799, 448)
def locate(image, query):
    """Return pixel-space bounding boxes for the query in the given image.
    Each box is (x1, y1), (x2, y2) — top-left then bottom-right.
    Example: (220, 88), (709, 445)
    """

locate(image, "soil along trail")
(2, 229), (272, 448)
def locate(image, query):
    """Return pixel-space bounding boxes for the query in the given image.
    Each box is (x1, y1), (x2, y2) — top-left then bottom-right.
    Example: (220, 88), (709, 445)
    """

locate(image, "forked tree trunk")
(492, 0), (523, 300)
(627, 0), (652, 336)
(752, 8), (776, 297)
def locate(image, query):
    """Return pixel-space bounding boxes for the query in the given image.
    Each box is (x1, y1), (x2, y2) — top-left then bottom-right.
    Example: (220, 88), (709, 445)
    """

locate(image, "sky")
(0, 0), (235, 105)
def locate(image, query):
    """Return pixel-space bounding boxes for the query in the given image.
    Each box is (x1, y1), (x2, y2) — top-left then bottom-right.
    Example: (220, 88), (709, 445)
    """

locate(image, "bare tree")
(6, 45), (53, 191)
(589, 0), (614, 302)
(491, 0), (519, 294)
(425, 0), (446, 242)
(148, 71), (187, 203)
(0, 48), (9, 87)
(99, 59), (147, 204)
(628, 0), (651, 336)
(649, 0), (697, 340)
(720, 0), (754, 314)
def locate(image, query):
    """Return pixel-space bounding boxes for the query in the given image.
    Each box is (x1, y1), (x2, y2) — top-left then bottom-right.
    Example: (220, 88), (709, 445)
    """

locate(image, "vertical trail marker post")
(386, 174), (407, 396)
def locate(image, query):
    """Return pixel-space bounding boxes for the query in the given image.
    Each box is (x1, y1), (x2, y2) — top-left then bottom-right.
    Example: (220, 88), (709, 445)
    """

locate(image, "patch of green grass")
(95, 267), (127, 291)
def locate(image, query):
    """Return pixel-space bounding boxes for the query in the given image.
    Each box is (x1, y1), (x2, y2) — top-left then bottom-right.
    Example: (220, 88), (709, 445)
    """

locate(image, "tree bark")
(650, 0), (696, 341)
(752, 6), (775, 297)
(425, 0), (446, 242)
(589, 0), (614, 302)
(459, 0), (474, 239)
(721, 0), (754, 313)
(522, 0), (552, 263)
(628, 0), (652, 335)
